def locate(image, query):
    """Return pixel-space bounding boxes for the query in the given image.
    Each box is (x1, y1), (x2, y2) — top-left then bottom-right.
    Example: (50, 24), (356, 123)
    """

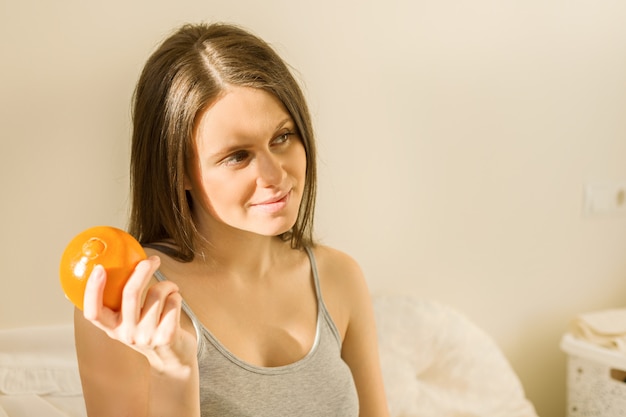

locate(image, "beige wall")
(2, 1), (626, 415)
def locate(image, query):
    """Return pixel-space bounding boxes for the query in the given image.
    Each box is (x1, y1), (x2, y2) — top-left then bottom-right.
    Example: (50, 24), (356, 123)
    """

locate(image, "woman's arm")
(317, 247), (390, 417)
(74, 257), (200, 417)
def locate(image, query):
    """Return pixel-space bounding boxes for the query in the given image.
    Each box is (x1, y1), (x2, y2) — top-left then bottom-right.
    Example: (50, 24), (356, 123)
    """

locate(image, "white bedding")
(0, 325), (86, 417)
(373, 296), (538, 417)
(0, 297), (537, 417)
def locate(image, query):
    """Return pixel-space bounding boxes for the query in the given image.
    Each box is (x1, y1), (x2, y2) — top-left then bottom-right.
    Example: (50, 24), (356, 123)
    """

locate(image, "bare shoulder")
(312, 245), (390, 416)
(310, 245), (371, 340)
(74, 308), (151, 415)
(311, 244), (365, 284)
(74, 308), (149, 374)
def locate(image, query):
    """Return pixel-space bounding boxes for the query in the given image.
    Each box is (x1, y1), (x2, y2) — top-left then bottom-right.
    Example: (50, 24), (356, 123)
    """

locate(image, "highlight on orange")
(59, 226), (146, 311)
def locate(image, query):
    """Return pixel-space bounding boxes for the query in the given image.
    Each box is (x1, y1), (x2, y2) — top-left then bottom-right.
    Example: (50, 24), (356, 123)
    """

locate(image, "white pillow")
(0, 324), (82, 396)
(373, 295), (538, 417)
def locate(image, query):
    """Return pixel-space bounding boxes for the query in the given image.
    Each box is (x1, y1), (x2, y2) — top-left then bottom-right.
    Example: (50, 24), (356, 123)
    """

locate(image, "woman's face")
(186, 86), (306, 239)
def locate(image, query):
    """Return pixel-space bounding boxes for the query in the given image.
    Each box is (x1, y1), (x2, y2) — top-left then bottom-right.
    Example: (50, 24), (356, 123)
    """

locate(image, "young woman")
(74, 22), (389, 417)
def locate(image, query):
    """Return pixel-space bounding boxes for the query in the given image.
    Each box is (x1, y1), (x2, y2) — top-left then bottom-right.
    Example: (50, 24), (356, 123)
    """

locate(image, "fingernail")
(91, 264), (104, 281)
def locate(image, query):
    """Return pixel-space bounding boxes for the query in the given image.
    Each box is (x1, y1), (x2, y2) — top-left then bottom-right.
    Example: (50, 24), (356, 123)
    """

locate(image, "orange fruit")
(59, 226), (146, 311)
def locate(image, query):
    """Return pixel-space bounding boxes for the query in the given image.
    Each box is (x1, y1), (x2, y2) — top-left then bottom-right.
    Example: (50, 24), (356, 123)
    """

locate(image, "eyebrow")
(274, 117), (294, 131)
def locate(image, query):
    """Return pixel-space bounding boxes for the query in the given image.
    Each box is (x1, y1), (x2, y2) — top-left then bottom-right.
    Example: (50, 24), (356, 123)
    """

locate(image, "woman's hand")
(81, 256), (197, 375)
(76, 256), (201, 416)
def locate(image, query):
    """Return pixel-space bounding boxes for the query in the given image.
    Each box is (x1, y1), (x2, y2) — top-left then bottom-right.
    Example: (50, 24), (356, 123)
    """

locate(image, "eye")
(222, 150), (250, 167)
(272, 131), (296, 147)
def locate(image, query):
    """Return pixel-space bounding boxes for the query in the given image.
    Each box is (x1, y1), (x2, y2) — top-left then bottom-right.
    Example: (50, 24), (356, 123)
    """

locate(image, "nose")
(255, 152), (284, 187)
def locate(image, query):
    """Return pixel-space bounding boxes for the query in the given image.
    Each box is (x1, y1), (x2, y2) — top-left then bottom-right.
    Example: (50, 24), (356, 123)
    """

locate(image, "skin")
(74, 86), (389, 417)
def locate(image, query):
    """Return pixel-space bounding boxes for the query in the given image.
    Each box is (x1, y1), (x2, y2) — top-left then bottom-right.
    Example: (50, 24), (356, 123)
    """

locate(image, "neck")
(193, 227), (292, 282)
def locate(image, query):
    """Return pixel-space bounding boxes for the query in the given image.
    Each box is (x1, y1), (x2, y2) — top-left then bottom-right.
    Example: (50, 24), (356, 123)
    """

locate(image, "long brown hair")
(128, 23), (317, 261)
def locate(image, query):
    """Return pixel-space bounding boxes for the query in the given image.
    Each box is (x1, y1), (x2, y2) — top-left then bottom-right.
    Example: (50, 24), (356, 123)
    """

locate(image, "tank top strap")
(304, 246), (323, 305)
(153, 270), (205, 354)
(303, 246), (344, 347)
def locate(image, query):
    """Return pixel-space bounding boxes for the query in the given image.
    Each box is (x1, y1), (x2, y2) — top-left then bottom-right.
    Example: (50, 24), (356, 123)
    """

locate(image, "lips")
(250, 190), (291, 213)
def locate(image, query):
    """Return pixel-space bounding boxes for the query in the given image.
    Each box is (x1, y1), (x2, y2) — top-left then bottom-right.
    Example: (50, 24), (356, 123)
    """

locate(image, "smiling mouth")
(251, 190), (291, 213)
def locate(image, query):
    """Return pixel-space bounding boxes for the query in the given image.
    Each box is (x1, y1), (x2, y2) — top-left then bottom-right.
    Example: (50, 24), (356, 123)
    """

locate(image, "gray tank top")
(154, 247), (359, 416)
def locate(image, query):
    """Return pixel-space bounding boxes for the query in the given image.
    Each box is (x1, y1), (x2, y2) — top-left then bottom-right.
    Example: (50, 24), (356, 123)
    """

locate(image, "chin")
(256, 222), (297, 238)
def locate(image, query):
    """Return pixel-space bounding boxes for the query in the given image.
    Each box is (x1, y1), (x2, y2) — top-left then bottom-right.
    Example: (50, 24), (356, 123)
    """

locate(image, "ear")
(184, 143), (197, 191)
(184, 172), (193, 190)
(183, 153), (195, 191)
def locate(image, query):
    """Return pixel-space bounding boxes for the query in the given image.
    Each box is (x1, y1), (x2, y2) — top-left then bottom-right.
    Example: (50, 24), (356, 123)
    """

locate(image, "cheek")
(290, 142), (308, 180)
(199, 172), (255, 210)
(186, 168), (224, 214)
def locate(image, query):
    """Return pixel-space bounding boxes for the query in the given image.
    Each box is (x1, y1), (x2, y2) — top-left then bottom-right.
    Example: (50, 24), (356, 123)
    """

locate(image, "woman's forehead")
(194, 86), (293, 145)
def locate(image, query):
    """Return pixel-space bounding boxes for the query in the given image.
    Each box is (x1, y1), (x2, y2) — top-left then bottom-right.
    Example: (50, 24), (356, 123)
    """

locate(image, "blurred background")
(2, 0), (626, 415)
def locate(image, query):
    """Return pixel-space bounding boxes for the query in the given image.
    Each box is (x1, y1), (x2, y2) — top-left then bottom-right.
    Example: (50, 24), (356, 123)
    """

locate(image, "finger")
(82, 264), (105, 319)
(120, 256), (161, 327)
(82, 265), (120, 338)
(152, 291), (183, 347)
(82, 265), (112, 320)
(134, 281), (180, 346)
